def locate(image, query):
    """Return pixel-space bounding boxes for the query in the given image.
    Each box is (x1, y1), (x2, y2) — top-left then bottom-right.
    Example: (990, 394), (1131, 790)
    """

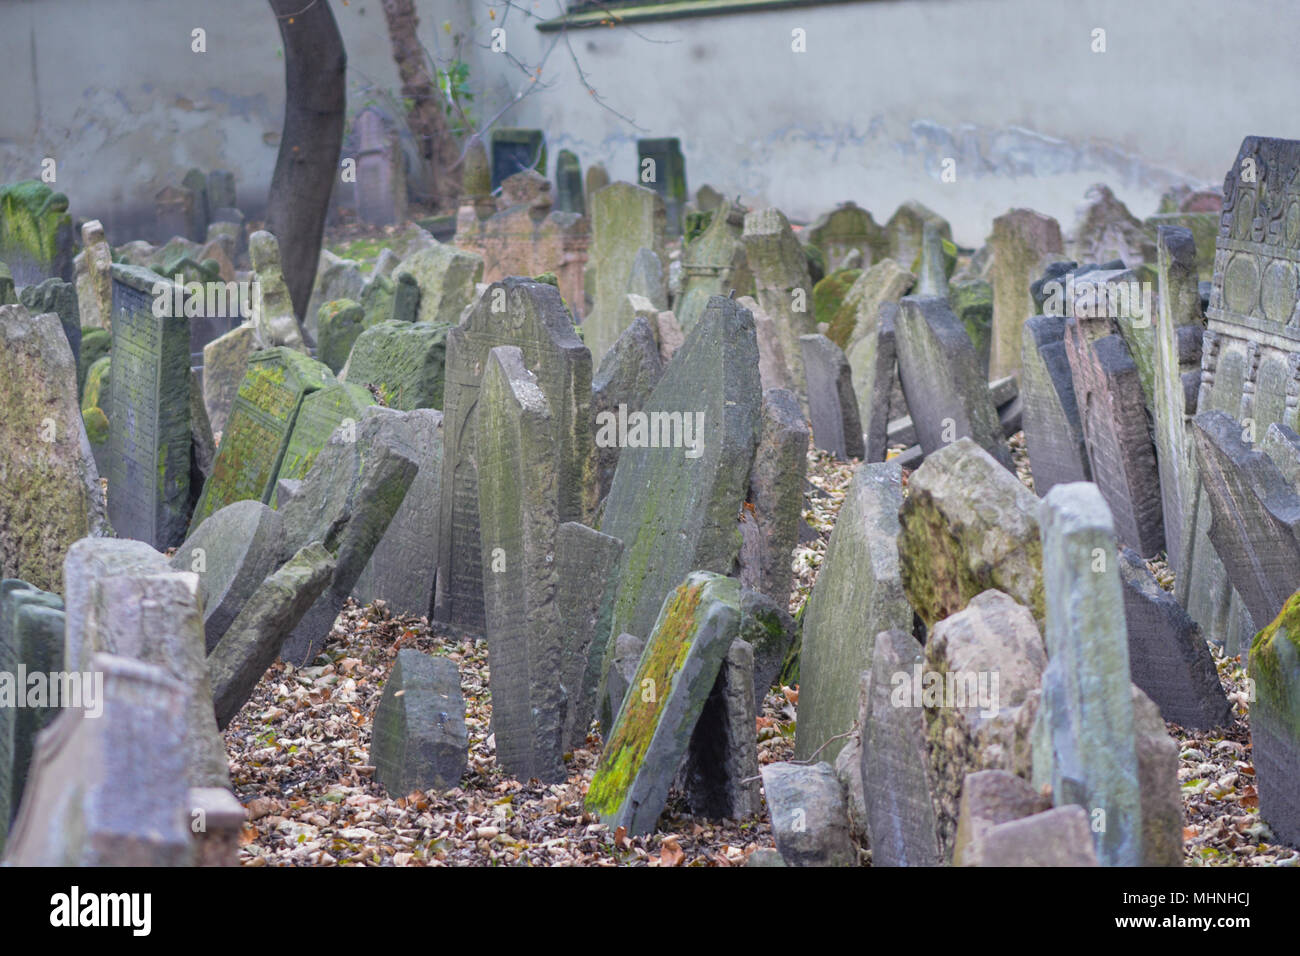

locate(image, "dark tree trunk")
(265, 0), (346, 323)
(381, 0), (461, 212)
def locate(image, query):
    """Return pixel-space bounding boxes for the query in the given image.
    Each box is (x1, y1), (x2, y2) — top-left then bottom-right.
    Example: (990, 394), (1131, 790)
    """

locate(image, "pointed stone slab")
(599, 295), (762, 667)
(1248, 592), (1300, 847)
(191, 347), (333, 528)
(371, 649), (467, 794)
(1021, 314), (1092, 495)
(895, 295), (1012, 469)
(742, 207), (816, 394)
(794, 461), (910, 763)
(585, 571), (741, 836)
(800, 333), (864, 459)
(1033, 482), (1143, 867)
(556, 522), (623, 753)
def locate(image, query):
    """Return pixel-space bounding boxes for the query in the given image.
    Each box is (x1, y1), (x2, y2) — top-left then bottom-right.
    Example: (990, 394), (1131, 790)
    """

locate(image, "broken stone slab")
(794, 461), (910, 764)
(975, 805), (1100, 866)
(951, 769), (1052, 866)
(761, 761), (856, 866)
(585, 571), (740, 836)
(680, 638), (761, 821)
(1117, 547), (1232, 730)
(370, 649), (468, 794)
(208, 542), (334, 729)
(171, 500), (285, 652)
(898, 438), (1044, 629)
(800, 333), (864, 459)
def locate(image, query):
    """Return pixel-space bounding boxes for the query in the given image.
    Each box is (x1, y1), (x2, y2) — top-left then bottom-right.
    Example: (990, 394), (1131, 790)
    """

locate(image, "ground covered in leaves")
(225, 439), (1297, 866)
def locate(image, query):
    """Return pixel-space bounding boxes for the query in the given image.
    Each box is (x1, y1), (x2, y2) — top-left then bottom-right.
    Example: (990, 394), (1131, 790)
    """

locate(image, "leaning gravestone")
(371, 650), (467, 794)
(847, 301), (900, 462)
(397, 244), (484, 327)
(106, 264), (192, 549)
(435, 278), (591, 633)
(807, 201), (890, 274)
(316, 298), (366, 374)
(190, 347), (333, 528)
(271, 380), (375, 505)
(353, 408), (444, 617)
(202, 322), (261, 436)
(19, 277), (80, 367)
(598, 295), (761, 693)
(1248, 591), (1300, 847)
(585, 572), (740, 836)
(476, 346), (568, 783)
(742, 207), (816, 395)
(1020, 314), (1092, 495)
(343, 320), (454, 410)
(0, 306), (107, 593)
(586, 182), (667, 364)
(795, 461), (910, 763)
(740, 388), (809, 605)
(681, 637), (761, 820)
(885, 201), (951, 276)
(800, 333), (864, 460)
(591, 316), (664, 503)
(989, 208), (1064, 381)
(0, 180), (75, 285)
(895, 295), (1012, 469)
(678, 201), (750, 330)
(1033, 482), (1144, 867)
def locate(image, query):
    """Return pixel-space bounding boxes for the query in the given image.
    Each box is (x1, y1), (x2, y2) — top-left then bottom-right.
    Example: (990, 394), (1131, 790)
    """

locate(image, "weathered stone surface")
(19, 277), (80, 367)
(0, 306), (107, 592)
(898, 439), (1044, 629)
(591, 316), (664, 503)
(76, 219), (113, 331)
(435, 277), (591, 633)
(1131, 682), (1184, 866)
(1117, 547), (1231, 729)
(896, 295), (1012, 469)
(861, 628), (944, 867)
(3, 653), (192, 867)
(81, 354), (111, 413)
(105, 265), (191, 549)
(1248, 590), (1300, 848)
(248, 230), (305, 350)
(915, 221), (953, 299)
(739, 388), (809, 606)
(555, 522), (623, 753)
(1033, 482), (1143, 867)
(0, 180), (74, 286)
(556, 149), (584, 215)
(681, 637), (761, 820)
(304, 250), (364, 342)
(952, 769), (1052, 866)
(191, 347), (333, 527)
(62, 537), (170, 674)
(1020, 314), (1092, 495)
(171, 500), (283, 653)
(990, 209), (1064, 380)
(807, 201), (889, 275)
(202, 323), (261, 436)
(738, 587), (798, 712)
(316, 298), (367, 374)
(885, 201), (951, 276)
(950, 277), (993, 374)
(476, 346), (567, 783)
(371, 649), (467, 794)
(189, 786), (246, 867)
(585, 182), (667, 364)
(976, 805), (1100, 866)
(761, 761), (855, 866)
(208, 542), (334, 729)
(586, 572), (741, 835)
(343, 319), (454, 411)
(743, 208), (816, 394)
(847, 301), (900, 462)
(1070, 184), (1156, 267)
(679, 202), (751, 330)
(795, 462), (910, 763)
(1065, 315), (1165, 556)
(598, 295), (760, 674)
(278, 410), (420, 663)
(733, 294), (793, 393)
(602, 632), (644, 734)
(271, 381), (375, 505)
(800, 333), (864, 459)
(352, 408), (444, 617)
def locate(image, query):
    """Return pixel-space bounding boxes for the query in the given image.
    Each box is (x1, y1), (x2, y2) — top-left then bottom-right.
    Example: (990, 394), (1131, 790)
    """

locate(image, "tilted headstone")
(585, 571), (741, 836)
(742, 207), (816, 394)
(678, 202), (751, 330)
(371, 649), (467, 794)
(435, 278), (591, 633)
(1248, 591), (1300, 847)
(885, 201), (950, 277)
(1069, 183), (1156, 267)
(207, 170), (237, 212)
(585, 182), (667, 364)
(807, 201), (889, 275)
(915, 221), (953, 298)
(316, 298), (366, 374)
(171, 500), (284, 652)
(602, 632), (644, 734)
(989, 208), (1064, 381)
(271, 381), (375, 504)
(76, 221), (113, 332)
(949, 277), (993, 374)
(19, 277), (80, 367)
(847, 301), (901, 462)
(800, 334), (864, 460)
(1020, 314), (1091, 495)
(1130, 682), (1184, 866)
(1032, 482), (1144, 867)
(397, 244), (484, 326)
(680, 638), (760, 820)
(342, 320), (454, 411)
(795, 461), (910, 763)
(202, 323), (262, 436)
(353, 408), (445, 617)
(591, 316), (664, 504)
(0, 306), (108, 592)
(898, 439), (1044, 629)
(895, 295), (1012, 469)
(305, 250), (364, 343)
(191, 347), (333, 527)
(739, 388), (809, 605)
(105, 265), (192, 549)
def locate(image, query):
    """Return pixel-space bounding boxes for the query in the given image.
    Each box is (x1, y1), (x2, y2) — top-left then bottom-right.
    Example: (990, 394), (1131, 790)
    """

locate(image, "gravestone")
(636, 138), (687, 235)
(585, 182), (667, 364)
(1033, 482), (1144, 867)
(989, 209), (1064, 381)
(742, 208), (816, 395)
(585, 572), (740, 836)
(898, 439), (1044, 629)
(181, 168), (211, 236)
(602, 632), (644, 733)
(1249, 591), (1300, 847)
(681, 638), (761, 820)
(740, 388), (810, 605)
(316, 299), (366, 374)
(0, 307), (107, 593)
(202, 323), (261, 436)
(272, 381), (375, 504)
(62, 537), (170, 675)
(598, 296), (761, 684)
(800, 334), (864, 459)
(794, 461), (910, 763)
(585, 163), (610, 202)
(2, 586), (64, 823)
(952, 770), (1053, 866)
(191, 347), (333, 528)
(155, 184), (202, 243)
(106, 265), (192, 549)
(305, 250), (365, 342)
(0, 180), (74, 285)
(491, 129), (546, 189)
(476, 346), (567, 783)
(678, 202), (750, 330)
(555, 149), (585, 215)
(208, 170), (237, 212)
(895, 295), (1012, 469)
(353, 408), (444, 617)
(915, 221), (953, 298)
(397, 244), (484, 326)
(591, 316), (664, 503)
(885, 201), (950, 277)
(248, 231), (305, 351)
(807, 201), (889, 274)
(847, 301), (901, 462)
(355, 108), (407, 227)
(1020, 314), (1092, 495)
(949, 278), (993, 374)
(343, 320), (454, 411)
(371, 650), (467, 794)
(19, 277), (80, 367)
(971, 806), (1100, 866)
(435, 278), (591, 633)
(762, 761), (855, 866)
(1070, 183), (1156, 267)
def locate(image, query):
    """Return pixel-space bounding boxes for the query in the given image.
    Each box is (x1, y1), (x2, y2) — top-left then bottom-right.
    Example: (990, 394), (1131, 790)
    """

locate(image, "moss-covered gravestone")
(812, 270), (862, 335)
(989, 208), (1063, 381)
(0, 181), (74, 285)
(435, 278), (591, 633)
(742, 208), (816, 394)
(807, 201), (890, 274)
(397, 244), (483, 327)
(370, 649), (468, 795)
(585, 182), (667, 365)
(201, 323), (261, 436)
(190, 347), (333, 529)
(19, 277), (80, 369)
(1249, 591), (1300, 848)
(271, 381), (375, 506)
(586, 571), (741, 835)
(677, 201), (751, 330)
(949, 277), (993, 375)
(342, 320), (454, 410)
(316, 298), (366, 374)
